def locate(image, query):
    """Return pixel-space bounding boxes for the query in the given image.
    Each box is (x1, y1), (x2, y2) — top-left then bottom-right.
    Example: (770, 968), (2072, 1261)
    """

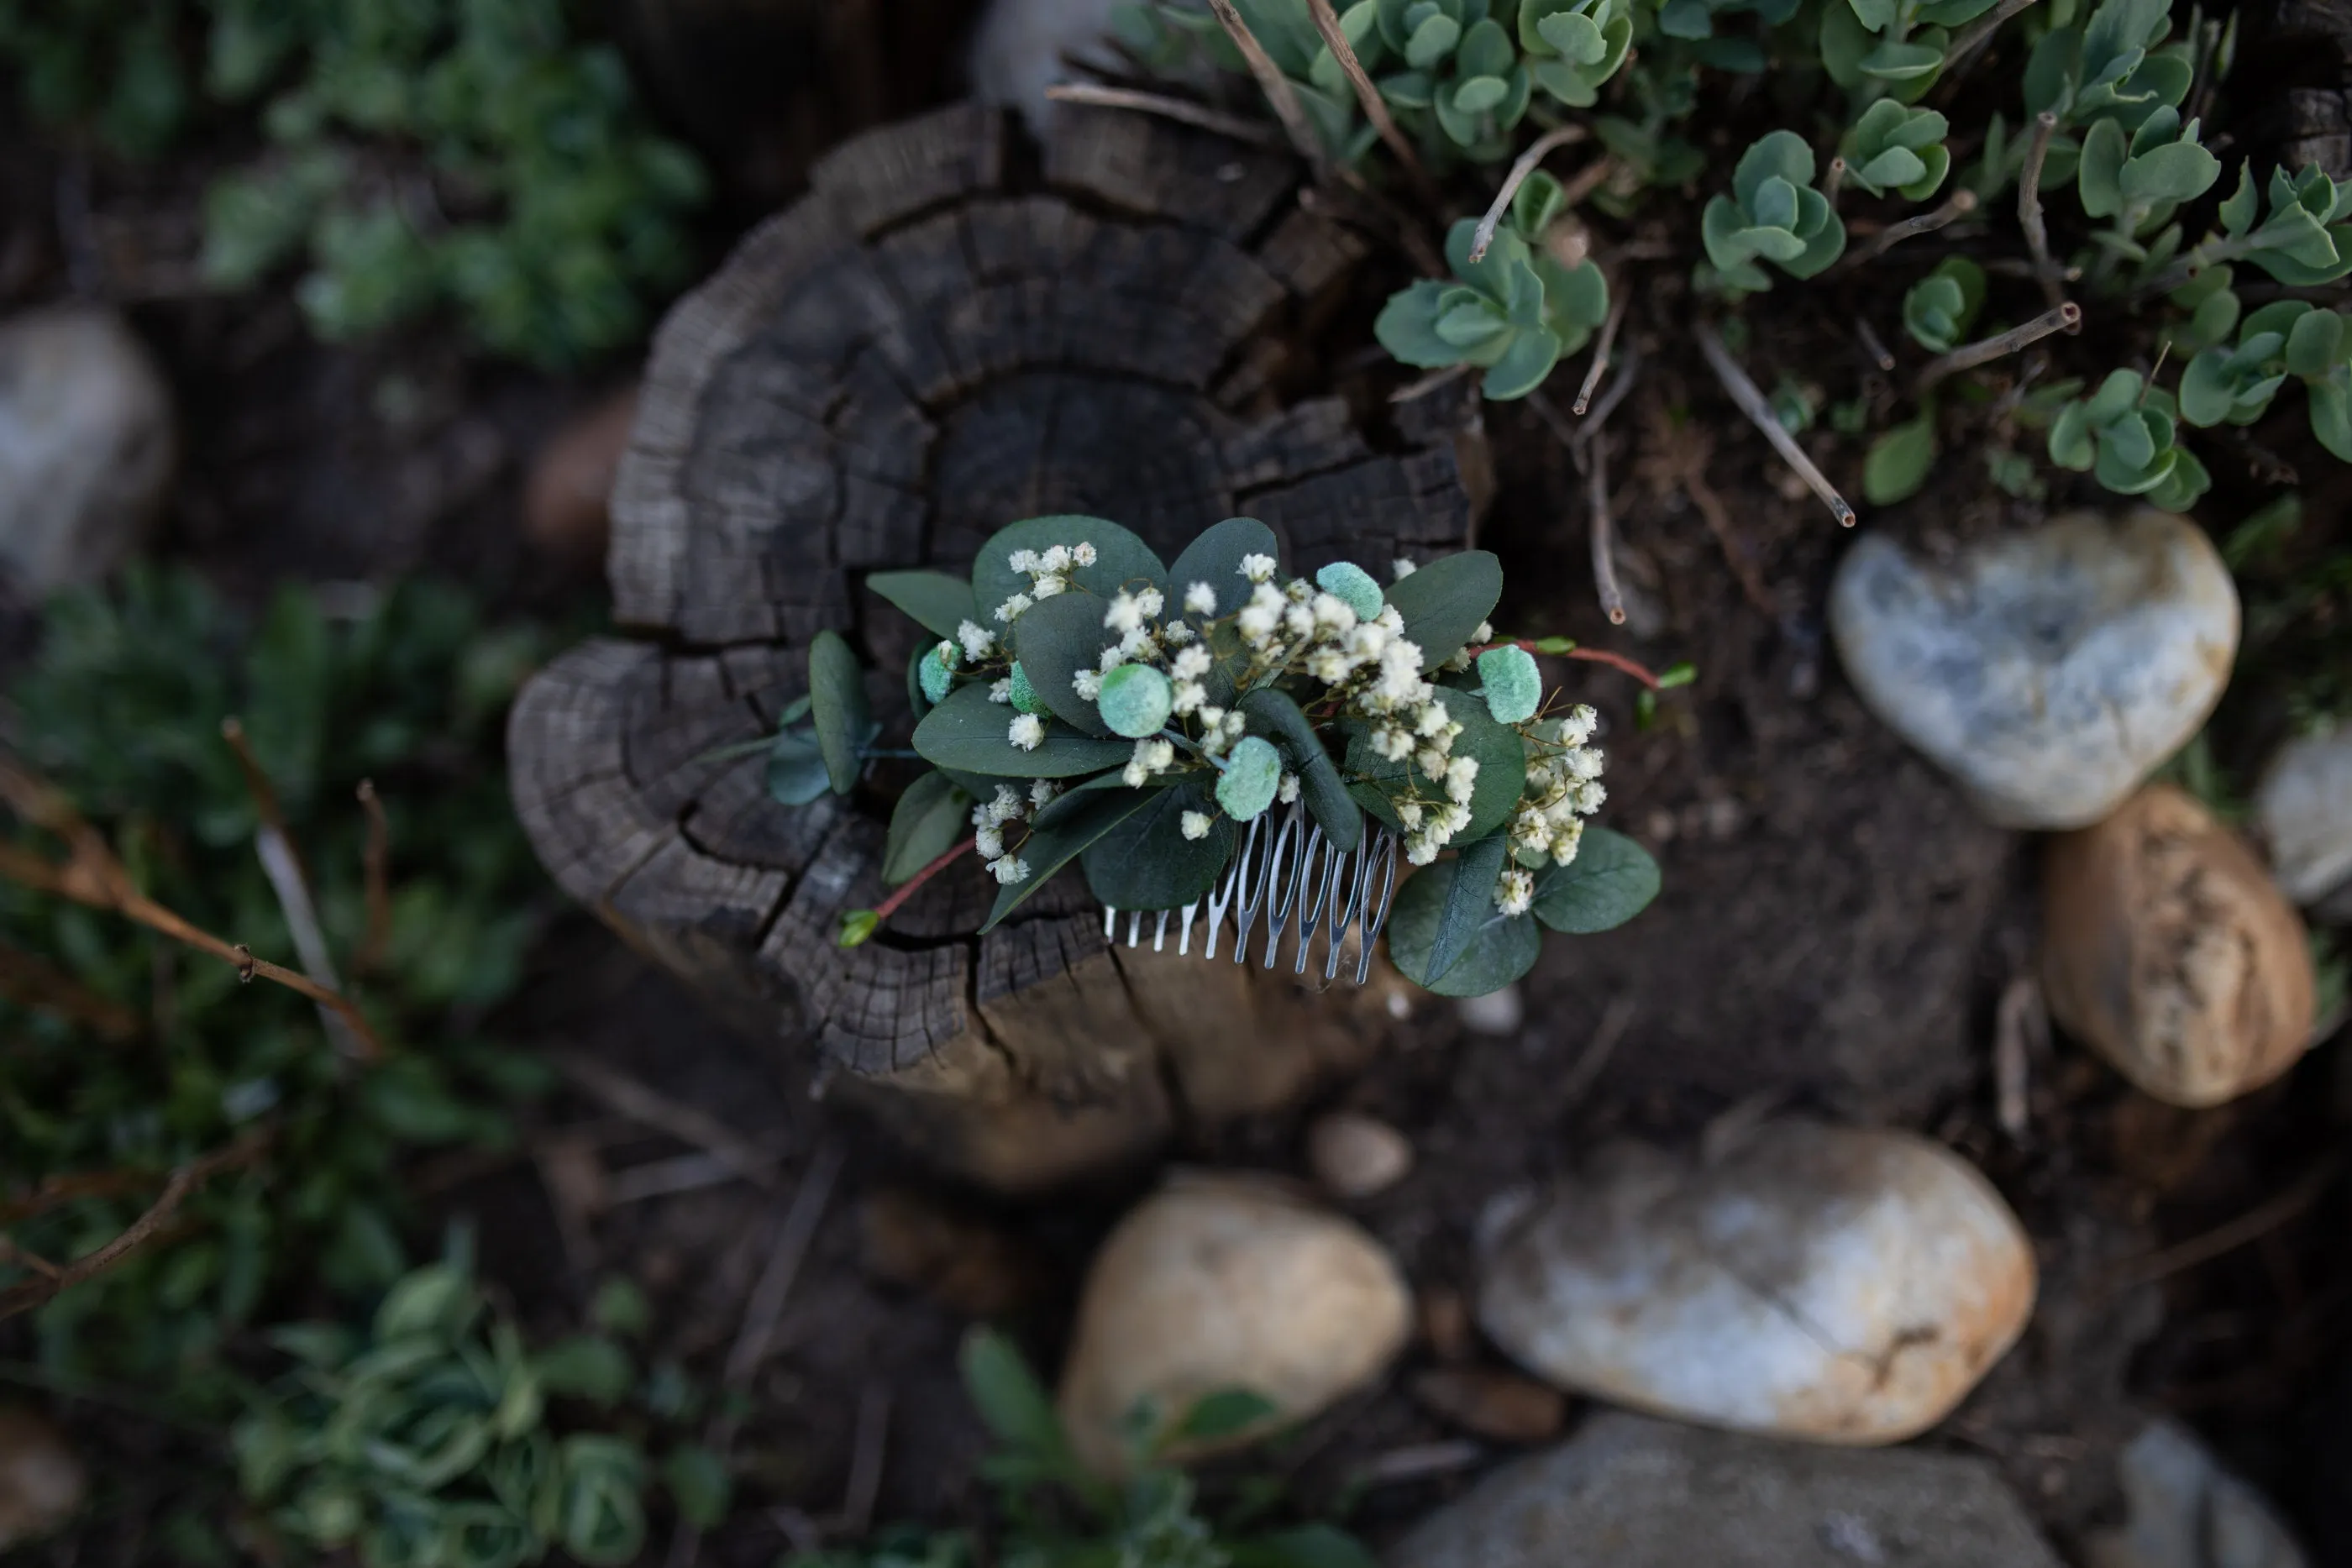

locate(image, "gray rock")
(1385, 1411), (2064, 1568)
(2255, 722), (2352, 909)
(1828, 511), (2238, 830)
(0, 307), (173, 593)
(2084, 1419), (2307, 1568)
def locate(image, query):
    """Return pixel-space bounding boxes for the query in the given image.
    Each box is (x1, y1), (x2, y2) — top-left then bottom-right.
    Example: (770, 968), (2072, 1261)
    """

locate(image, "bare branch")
(1388, 362), (1473, 403)
(1468, 123), (1590, 263)
(1821, 155), (1846, 211)
(1204, 0), (1334, 181)
(1304, 0), (1436, 201)
(1945, 0), (2041, 75)
(356, 779), (391, 978)
(1838, 187), (1979, 271)
(1572, 291), (1630, 416)
(1042, 84), (1284, 149)
(2019, 111), (2067, 312)
(1693, 322), (1856, 527)
(0, 942), (142, 1041)
(1856, 317), (1897, 372)
(1, 1135), (271, 1320)
(223, 718), (362, 1061)
(1916, 302), (2081, 394)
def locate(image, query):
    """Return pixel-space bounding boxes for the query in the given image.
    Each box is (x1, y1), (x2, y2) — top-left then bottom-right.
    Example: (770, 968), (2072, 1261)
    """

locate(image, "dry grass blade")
(223, 717), (362, 1060)
(1303, 0), (1435, 201)
(2096, 1151), (2346, 1298)
(1469, 123), (1589, 263)
(1572, 291), (1630, 416)
(1042, 84), (1284, 149)
(1204, 0), (1333, 181)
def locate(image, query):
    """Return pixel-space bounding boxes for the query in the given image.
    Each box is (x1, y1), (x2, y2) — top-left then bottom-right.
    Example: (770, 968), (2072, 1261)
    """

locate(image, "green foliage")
(819, 517), (1646, 997)
(1656, 0), (1799, 71)
(0, 567), (554, 1391)
(1901, 257), (1985, 352)
(1116, 0), (1631, 164)
(2076, 105), (2218, 234)
(1700, 132), (1847, 292)
(0, 0), (706, 366)
(2046, 368), (2211, 511)
(799, 1328), (1370, 1568)
(1375, 202), (1610, 400)
(1842, 99), (1952, 201)
(2200, 162), (2352, 287)
(236, 1245), (722, 1568)
(1863, 411), (1940, 504)
(2179, 302), (2352, 460)
(2024, 0), (2192, 132)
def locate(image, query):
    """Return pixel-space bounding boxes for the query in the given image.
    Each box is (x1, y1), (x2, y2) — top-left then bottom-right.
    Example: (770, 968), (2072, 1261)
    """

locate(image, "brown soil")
(6, 14), (2350, 1566)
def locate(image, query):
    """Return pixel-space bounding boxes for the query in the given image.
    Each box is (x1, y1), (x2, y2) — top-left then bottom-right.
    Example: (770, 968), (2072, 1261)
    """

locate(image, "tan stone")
(1306, 1110), (1413, 1199)
(1057, 1172), (1410, 1476)
(2044, 785), (2316, 1108)
(523, 385), (638, 564)
(1477, 1123), (2035, 1445)
(0, 1408), (84, 1550)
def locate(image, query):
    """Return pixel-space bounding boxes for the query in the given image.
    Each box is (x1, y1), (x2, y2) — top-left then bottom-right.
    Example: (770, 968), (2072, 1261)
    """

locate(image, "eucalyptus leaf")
(1383, 551), (1502, 669)
(883, 771), (973, 885)
(1385, 842), (1541, 997)
(1237, 686), (1358, 848)
(808, 630), (870, 795)
(971, 515), (1167, 621)
(1167, 517), (1280, 630)
(1011, 589), (1116, 736)
(1082, 782), (1235, 910)
(867, 571), (977, 641)
(913, 682), (1134, 778)
(1422, 831), (1510, 986)
(1530, 826), (1659, 932)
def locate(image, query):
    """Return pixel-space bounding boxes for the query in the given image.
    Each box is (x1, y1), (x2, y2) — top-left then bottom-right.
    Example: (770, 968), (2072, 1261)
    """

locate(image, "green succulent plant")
(1701, 130), (1848, 292)
(1518, 0), (1634, 105)
(2202, 162), (2352, 287)
(1377, 183), (1610, 398)
(1819, 0), (2008, 98)
(2179, 302), (2352, 461)
(2047, 368), (2211, 511)
(235, 1250), (724, 1568)
(2024, 0), (2194, 133)
(2076, 104), (2219, 232)
(1843, 98), (1952, 200)
(1900, 256), (1986, 352)
(1655, 0), (1799, 71)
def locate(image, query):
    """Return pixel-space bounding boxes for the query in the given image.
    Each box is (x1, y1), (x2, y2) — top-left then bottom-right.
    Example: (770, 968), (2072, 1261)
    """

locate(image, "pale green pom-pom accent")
(1315, 561), (1384, 622)
(1215, 736), (1283, 821)
(1098, 663), (1173, 738)
(919, 648), (956, 703)
(1007, 661), (1047, 715)
(1478, 645), (1541, 725)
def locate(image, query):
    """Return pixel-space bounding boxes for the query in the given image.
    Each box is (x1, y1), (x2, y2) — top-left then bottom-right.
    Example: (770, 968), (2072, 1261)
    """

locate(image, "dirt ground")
(6, 18), (2350, 1566)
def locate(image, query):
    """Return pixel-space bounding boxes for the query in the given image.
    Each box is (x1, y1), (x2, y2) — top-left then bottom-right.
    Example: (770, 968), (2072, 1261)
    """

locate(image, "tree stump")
(508, 102), (1483, 1192)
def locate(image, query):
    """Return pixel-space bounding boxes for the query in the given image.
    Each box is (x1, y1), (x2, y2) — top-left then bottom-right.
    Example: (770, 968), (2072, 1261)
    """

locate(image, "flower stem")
(870, 836), (978, 926)
(1475, 639), (1665, 689)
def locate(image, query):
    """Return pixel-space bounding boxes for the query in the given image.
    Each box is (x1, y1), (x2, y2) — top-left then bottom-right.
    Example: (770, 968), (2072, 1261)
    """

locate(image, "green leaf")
(867, 571), (976, 641)
(1733, 130), (1814, 210)
(1481, 322), (1563, 399)
(1386, 847), (1541, 997)
(1859, 38), (1945, 78)
(959, 1328), (1074, 1464)
(971, 516), (1166, 621)
(2218, 160), (2259, 236)
(1424, 831), (1510, 985)
(767, 728), (832, 805)
(1229, 1526), (1378, 1568)
(1100, 663), (1175, 738)
(590, 1278), (652, 1339)
(2285, 308), (2344, 379)
(981, 784), (1157, 931)
(1168, 517), (1281, 630)
(1009, 588), (1116, 737)
(838, 909), (880, 947)
(808, 630), (870, 795)
(1173, 1387), (1281, 1444)
(1443, 693), (1534, 844)
(1863, 413), (1939, 504)
(1383, 550), (1503, 669)
(1376, 279), (1465, 368)
(2078, 117), (2127, 218)
(535, 1336), (635, 1408)
(2121, 139), (2219, 202)
(2176, 349), (2239, 427)
(375, 1262), (475, 1341)
(1237, 687), (1359, 849)
(2311, 370), (2352, 461)
(1530, 826), (1659, 932)
(661, 1445), (732, 1529)
(1083, 781), (1235, 910)
(1478, 645), (1541, 723)
(883, 771), (972, 884)
(913, 681), (1133, 778)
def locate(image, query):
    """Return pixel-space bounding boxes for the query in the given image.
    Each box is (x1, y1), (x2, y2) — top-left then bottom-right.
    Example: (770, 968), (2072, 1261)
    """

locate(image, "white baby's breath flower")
(1551, 818), (1585, 865)
(1040, 545), (1072, 573)
(1392, 558), (1418, 579)
(989, 855), (1032, 885)
(1278, 773), (1300, 804)
(1172, 646), (1212, 679)
(1240, 553), (1276, 583)
(1030, 779), (1060, 807)
(1496, 868), (1534, 917)
(1072, 669), (1102, 700)
(1117, 626), (1156, 658)
(1559, 703), (1599, 747)
(1072, 542), (1098, 566)
(957, 620), (995, 661)
(974, 825), (1004, 859)
(1104, 592), (1145, 634)
(1373, 725), (1412, 762)
(1031, 573), (1068, 599)
(1310, 592), (1357, 632)
(1136, 586), (1164, 621)
(1284, 603), (1315, 637)
(988, 679), (1012, 704)
(992, 784), (1023, 816)
(935, 638), (959, 669)
(1472, 621), (1494, 645)
(1163, 620), (1196, 645)
(1565, 747), (1604, 780)
(1418, 747), (1448, 781)
(1172, 679), (1206, 715)
(1415, 701), (1452, 737)
(1572, 780), (1608, 814)
(1184, 582), (1217, 616)
(1099, 645), (1127, 673)
(1221, 713), (1245, 738)
(1445, 756), (1479, 805)
(1180, 810), (1213, 841)
(1008, 714), (1046, 751)
(1236, 583), (1285, 646)
(1396, 800), (1425, 830)
(1305, 648), (1354, 684)
(1007, 549), (1041, 574)
(1405, 835), (1440, 866)
(995, 592), (1032, 623)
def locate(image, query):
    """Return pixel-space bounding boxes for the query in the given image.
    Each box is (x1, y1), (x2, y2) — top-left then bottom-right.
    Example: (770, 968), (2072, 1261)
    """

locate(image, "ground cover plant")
(0, 0), (706, 365)
(757, 515), (1660, 998)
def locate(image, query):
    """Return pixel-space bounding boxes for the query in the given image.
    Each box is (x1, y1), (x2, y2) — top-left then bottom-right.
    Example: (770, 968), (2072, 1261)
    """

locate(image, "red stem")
(1473, 640), (1664, 690)
(870, 836), (979, 926)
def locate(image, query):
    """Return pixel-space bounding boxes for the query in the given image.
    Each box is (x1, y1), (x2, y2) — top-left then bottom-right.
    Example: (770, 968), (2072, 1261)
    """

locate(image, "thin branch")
(1572, 291), (1630, 416)
(1821, 156), (1846, 211)
(355, 780), (391, 978)
(1388, 362), (1473, 404)
(223, 718), (360, 1061)
(1944, 0), (2041, 74)
(1557, 155), (1615, 209)
(0, 758), (383, 1059)
(1473, 639), (1667, 688)
(1693, 322), (1856, 527)
(1204, 0), (1333, 181)
(0, 1135), (270, 1320)
(1303, 0), (1435, 202)
(1468, 123), (1590, 263)
(1916, 302), (2082, 393)
(1042, 84), (1284, 149)
(1856, 317), (1897, 372)
(1672, 420), (1777, 616)
(1586, 428), (1625, 626)
(1838, 187), (1979, 270)
(869, 836), (979, 932)
(2019, 111), (2066, 311)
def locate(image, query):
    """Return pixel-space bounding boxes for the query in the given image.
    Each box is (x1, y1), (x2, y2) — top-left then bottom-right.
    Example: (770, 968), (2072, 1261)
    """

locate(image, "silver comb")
(1102, 803), (1399, 984)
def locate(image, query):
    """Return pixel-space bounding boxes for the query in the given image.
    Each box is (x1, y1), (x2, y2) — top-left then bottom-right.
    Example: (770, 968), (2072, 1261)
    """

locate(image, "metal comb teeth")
(1100, 803), (1399, 984)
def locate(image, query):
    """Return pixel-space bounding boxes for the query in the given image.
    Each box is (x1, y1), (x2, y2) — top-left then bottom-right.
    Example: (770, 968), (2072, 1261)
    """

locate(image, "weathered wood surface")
(510, 102), (1481, 1191)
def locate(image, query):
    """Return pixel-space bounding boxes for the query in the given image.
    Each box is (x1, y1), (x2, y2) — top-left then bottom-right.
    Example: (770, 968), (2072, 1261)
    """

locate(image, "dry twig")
(1204, 0), (1333, 181)
(1839, 188), (1979, 270)
(2019, 112), (2066, 311)
(1042, 84), (1284, 149)
(1, 1135), (270, 1319)
(1572, 291), (1630, 416)
(1303, 0), (1436, 201)
(1388, 362), (1473, 404)
(1944, 0), (2042, 75)
(223, 717), (362, 1059)
(1469, 123), (1589, 263)
(1856, 317), (1897, 372)
(1693, 322), (1856, 527)
(1916, 302), (2082, 394)
(1992, 972), (2047, 1143)
(355, 780), (391, 978)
